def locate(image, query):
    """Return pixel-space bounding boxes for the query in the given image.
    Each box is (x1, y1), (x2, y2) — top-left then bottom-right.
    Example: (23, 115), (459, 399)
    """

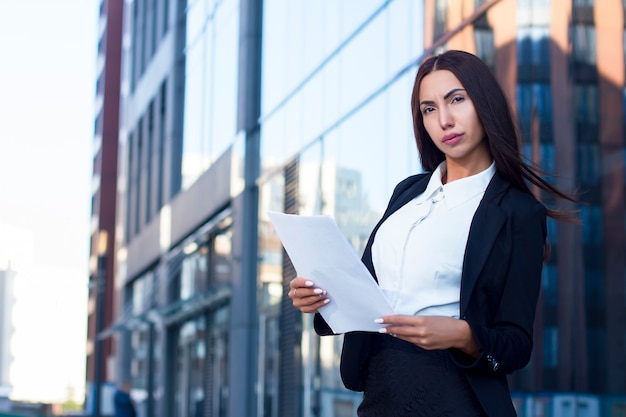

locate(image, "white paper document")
(267, 211), (395, 333)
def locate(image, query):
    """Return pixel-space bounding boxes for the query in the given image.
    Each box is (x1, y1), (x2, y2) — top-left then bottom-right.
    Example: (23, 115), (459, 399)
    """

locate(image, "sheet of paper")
(267, 211), (395, 333)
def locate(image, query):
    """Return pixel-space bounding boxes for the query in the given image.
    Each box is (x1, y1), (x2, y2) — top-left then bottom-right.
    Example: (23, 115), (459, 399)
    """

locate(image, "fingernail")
(313, 288), (323, 294)
(378, 327), (388, 334)
(323, 299), (330, 304)
(374, 318), (384, 324)
(305, 281), (314, 286)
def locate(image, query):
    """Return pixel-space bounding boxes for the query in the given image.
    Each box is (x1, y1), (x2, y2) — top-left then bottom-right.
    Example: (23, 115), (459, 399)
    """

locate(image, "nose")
(438, 107), (454, 129)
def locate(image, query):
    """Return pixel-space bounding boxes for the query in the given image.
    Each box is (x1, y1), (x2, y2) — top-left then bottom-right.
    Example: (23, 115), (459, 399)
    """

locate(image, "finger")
(378, 323), (415, 337)
(376, 315), (426, 326)
(290, 277), (315, 289)
(377, 325), (398, 335)
(376, 326), (400, 339)
(292, 290), (329, 306)
(380, 325), (440, 349)
(296, 297), (330, 313)
(288, 285), (327, 300)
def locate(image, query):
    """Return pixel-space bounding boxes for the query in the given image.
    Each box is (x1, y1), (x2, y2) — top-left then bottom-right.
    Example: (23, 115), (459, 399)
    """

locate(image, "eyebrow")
(444, 88), (465, 100)
(420, 88), (466, 106)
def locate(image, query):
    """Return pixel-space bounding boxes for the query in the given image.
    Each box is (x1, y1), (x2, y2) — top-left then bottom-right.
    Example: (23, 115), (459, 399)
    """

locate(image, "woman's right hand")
(288, 277), (330, 314)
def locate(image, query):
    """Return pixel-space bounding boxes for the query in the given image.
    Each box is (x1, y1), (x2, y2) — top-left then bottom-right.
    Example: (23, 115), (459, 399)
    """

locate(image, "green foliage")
(60, 398), (83, 412)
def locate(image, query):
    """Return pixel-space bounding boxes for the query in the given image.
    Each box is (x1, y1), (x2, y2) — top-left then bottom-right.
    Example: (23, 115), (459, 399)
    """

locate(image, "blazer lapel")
(459, 172), (509, 313)
(370, 173), (432, 241)
(388, 175), (431, 215)
(362, 174), (431, 282)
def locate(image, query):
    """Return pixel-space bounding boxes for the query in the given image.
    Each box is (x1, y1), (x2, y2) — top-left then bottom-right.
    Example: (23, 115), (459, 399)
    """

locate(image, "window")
(131, 0), (140, 91)
(542, 263), (557, 306)
(180, 245), (209, 300)
(151, 0), (158, 58)
(135, 118), (143, 235)
(178, 220), (232, 301)
(162, 0), (169, 39)
(573, 25), (597, 66)
(475, 29), (495, 68)
(580, 204), (603, 246)
(517, 27), (550, 66)
(146, 101), (154, 223)
(517, 83), (552, 144)
(574, 84), (599, 125)
(210, 229), (232, 286)
(125, 134), (133, 243)
(542, 327), (558, 368)
(157, 81), (166, 209)
(181, 0), (240, 189)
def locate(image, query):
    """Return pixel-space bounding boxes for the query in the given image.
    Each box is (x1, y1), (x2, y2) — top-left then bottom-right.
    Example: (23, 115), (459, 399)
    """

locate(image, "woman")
(289, 50), (576, 417)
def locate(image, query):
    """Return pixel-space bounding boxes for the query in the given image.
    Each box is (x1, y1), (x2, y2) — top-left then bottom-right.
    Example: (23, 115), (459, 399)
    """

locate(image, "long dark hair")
(410, 50), (577, 222)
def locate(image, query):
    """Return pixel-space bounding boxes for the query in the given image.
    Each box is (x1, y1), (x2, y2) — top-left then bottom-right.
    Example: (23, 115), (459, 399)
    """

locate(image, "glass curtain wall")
(258, 173), (284, 417)
(175, 317), (207, 417)
(571, 0), (606, 393)
(181, 0), (240, 189)
(169, 219), (232, 417)
(514, 0), (611, 394)
(259, 1), (424, 416)
(515, 0), (558, 390)
(128, 269), (160, 417)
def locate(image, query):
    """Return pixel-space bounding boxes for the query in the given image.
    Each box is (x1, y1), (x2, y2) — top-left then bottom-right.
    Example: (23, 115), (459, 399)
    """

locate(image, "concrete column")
(595, 0), (625, 394)
(228, 0), (263, 416)
(550, 0), (588, 392)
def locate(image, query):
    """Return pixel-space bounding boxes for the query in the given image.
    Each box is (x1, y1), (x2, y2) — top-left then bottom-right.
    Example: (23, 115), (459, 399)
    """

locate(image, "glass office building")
(89, 0), (626, 416)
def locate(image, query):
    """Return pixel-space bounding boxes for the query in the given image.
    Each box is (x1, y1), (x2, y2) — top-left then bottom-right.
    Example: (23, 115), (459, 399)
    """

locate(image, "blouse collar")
(416, 161), (496, 210)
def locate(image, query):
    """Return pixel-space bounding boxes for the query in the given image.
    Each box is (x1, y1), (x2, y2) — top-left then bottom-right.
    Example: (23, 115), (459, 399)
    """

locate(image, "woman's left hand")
(376, 315), (479, 357)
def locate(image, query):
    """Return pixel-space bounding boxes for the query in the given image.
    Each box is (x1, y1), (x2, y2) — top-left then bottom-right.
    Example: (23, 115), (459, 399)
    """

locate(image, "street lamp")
(93, 230), (108, 417)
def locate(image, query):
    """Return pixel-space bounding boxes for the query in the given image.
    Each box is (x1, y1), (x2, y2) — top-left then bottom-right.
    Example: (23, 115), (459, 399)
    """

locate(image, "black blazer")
(314, 170), (547, 417)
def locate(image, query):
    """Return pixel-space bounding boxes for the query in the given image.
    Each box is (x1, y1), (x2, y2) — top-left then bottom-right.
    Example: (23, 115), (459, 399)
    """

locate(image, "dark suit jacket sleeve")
(314, 313), (335, 335)
(450, 198), (547, 375)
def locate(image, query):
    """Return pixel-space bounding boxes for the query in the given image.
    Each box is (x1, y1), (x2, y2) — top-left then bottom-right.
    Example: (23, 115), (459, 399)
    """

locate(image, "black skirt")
(357, 333), (488, 417)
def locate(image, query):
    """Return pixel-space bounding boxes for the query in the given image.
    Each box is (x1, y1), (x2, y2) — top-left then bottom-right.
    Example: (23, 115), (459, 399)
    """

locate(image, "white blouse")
(372, 161), (496, 317)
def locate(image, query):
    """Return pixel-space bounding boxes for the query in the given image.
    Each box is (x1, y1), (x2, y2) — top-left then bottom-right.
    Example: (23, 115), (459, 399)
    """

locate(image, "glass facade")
(172, 312), (230, 417)
(125, 268), (160, 417)
(116, 210), (233, 417)
(167, 219), (233, 417)
(103, 0), (626, 416)
(259, 1), (424, 415)
(181, 0), (240, 189)
(174, 316), (207, 416)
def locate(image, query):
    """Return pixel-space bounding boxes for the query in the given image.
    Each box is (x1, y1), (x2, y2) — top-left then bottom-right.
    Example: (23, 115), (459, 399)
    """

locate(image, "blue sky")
(0, 0), (98, 402)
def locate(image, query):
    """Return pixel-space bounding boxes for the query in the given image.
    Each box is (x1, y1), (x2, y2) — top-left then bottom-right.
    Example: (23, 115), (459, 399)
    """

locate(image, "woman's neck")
(443, 157), (493, 184)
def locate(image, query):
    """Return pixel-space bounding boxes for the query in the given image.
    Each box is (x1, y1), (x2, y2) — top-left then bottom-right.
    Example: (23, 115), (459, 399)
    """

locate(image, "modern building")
(0, 266), (16, 399)
(88, 0), (626, 416)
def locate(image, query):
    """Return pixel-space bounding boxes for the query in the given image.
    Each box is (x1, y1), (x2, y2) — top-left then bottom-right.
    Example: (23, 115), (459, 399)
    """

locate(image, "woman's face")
(418, 69), (490, 171)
